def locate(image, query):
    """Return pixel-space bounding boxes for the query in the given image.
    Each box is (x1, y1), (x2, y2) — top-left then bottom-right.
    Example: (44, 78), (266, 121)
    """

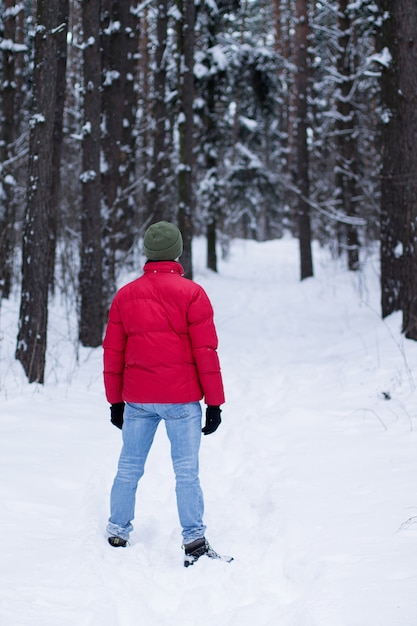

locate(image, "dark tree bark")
(137, 4), (151, 198)
(48, 0), (69, 293)
(378, 0), (417, 339)
(175, 0), (195, 278)
(202, 3), (221, 273)
(118, 2), (140, 252)
(294, 0), (313, 280)
(336, 0), (360, 271)
(101, 0), (139, 305)
(15, 0), (65, 383)
(79, 0), (103, 348)
(379, 3), (403, 317)
(207, 219), (217, 271)
(147, 0), (170, 224)
(14, 0), (25, 120)
(0, 0), (25, 299)
(100, 0), (125, 303)
(394, 1), (417, 338)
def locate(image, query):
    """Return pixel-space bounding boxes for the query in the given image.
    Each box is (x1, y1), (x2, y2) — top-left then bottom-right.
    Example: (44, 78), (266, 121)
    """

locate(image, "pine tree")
(101, 0), (140, 304)
(146, 0), (171, 224)
(0, 0), (26, 298)
(294, 0), (313, 279)
(174, 0), (195, 278)
(79, 0), (103, 348)
(15, 0), (68, 382)
(377, 0), (417, 338)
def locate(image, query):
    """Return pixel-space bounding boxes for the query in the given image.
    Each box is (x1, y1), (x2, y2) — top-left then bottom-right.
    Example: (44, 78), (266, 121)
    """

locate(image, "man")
(103, 221), (226, 566)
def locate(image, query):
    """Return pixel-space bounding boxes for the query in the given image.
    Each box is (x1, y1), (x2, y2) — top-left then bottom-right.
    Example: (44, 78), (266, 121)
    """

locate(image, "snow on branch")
(79, 170), (97, 183)
(368, 47), (392, 69)
(51, 23), (67, 35)
(103, 21), (121, 36)
(279, 176), (367, 227)
(204, 0), (220, 15)
(103, 70), (121, 86)
(4, 3), (24, 19)
(29, 114), (46, 128)
(130, 0), (153, 18)
(0, 39), (27, 53)
(235, 142), (262, 169)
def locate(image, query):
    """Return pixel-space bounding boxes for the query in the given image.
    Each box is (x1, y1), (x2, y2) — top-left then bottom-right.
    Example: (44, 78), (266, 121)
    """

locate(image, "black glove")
(202, 406), (222, 435)
(110, 403), (125, 429)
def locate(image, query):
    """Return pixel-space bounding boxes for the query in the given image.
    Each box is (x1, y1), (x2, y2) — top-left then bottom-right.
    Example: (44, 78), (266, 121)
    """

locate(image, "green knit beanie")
(143, 221), (183, 260)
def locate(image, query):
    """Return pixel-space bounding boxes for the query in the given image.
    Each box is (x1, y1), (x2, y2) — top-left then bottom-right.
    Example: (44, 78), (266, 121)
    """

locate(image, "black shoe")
(183, 537), (234, 567)
(108, 536), (127, 548)
(184, 537), (208, 557)
(183, 537), (209, 566)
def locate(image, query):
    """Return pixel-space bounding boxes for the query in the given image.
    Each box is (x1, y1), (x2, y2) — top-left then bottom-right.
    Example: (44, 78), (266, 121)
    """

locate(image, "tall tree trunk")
(48, 0), (69, 293)
(137, 3), (151, 225)
(101, 0), (136, 304)
(336, 0), (360, 271)
(79, 0), (103, 348)
(395, 1), (417, 338)
(378, 0), (417, 327)
(0, 0), (23, 299)
(118, 2), (140, 254)
(294, 0), (313, 279)
(175, 0), (195, 278)
(202, 4), (220, 272)
(14, 0), (25, 121)
(272, 0), (282, 57)
(147, 0), (170, 223)
(15, 0), (63, 383)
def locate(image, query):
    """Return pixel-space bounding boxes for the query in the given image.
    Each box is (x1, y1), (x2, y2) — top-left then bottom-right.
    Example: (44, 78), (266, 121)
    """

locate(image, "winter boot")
(108, 536), (127, 548)
(183, 537), (209, 566)
(183, 537), (233, 567)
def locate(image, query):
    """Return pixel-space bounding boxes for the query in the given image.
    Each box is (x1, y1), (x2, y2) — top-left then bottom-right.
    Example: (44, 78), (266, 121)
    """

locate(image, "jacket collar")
(144, 260), (185, 276)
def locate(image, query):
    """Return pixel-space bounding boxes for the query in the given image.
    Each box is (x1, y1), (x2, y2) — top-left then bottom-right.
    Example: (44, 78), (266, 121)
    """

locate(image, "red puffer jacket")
(103, 261), (225, 406)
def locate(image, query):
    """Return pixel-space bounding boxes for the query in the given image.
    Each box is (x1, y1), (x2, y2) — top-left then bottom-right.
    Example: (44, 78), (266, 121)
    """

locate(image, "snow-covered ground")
(1, 237), (417, 626)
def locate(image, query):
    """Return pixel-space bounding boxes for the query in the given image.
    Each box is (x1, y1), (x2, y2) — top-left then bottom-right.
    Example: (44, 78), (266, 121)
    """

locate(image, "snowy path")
(1, 238), (417, 625)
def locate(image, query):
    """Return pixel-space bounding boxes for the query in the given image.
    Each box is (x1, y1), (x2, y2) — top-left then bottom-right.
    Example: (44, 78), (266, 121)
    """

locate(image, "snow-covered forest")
(1, 2), (417, 622)
(1, 1), (417, 382)
(2, 237), (417, 625)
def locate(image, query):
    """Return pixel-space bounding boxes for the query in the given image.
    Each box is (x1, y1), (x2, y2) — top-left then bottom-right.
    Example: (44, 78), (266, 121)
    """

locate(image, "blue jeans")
(107, 402), (206, 544)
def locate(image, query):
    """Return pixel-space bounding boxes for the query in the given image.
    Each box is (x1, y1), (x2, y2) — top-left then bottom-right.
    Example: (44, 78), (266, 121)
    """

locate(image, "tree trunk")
(378, 0), (417, 328)
(202, 3), (223, 273)
(175, 0), (195, 278)
(336, 0), (360, 271)
(147, 0), (170, 224)
(272, 0), (282, 56)
(395, 1), (417, 338)
(137, 3), (151, 223)
(79, 0), (103, 348)
(48, 0), (69, 293)
(379, 0), (403, 317)
(101, 0), (137, 304)
(294, 0), (313, 279)
(15, 0), (63, 383)
(0, 0), (21, 299)
(119, 3), (140, 254)
(14, 1), (25, 122)
(207, 219), (217, 272)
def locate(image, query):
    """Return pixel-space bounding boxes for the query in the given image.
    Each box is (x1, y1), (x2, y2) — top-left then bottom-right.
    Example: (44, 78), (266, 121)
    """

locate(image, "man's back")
(103, 260), (225, 406)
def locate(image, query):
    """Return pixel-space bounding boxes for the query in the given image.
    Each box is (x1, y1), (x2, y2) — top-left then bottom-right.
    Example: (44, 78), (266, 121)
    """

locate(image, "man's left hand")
(202, 406), (222, 435)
